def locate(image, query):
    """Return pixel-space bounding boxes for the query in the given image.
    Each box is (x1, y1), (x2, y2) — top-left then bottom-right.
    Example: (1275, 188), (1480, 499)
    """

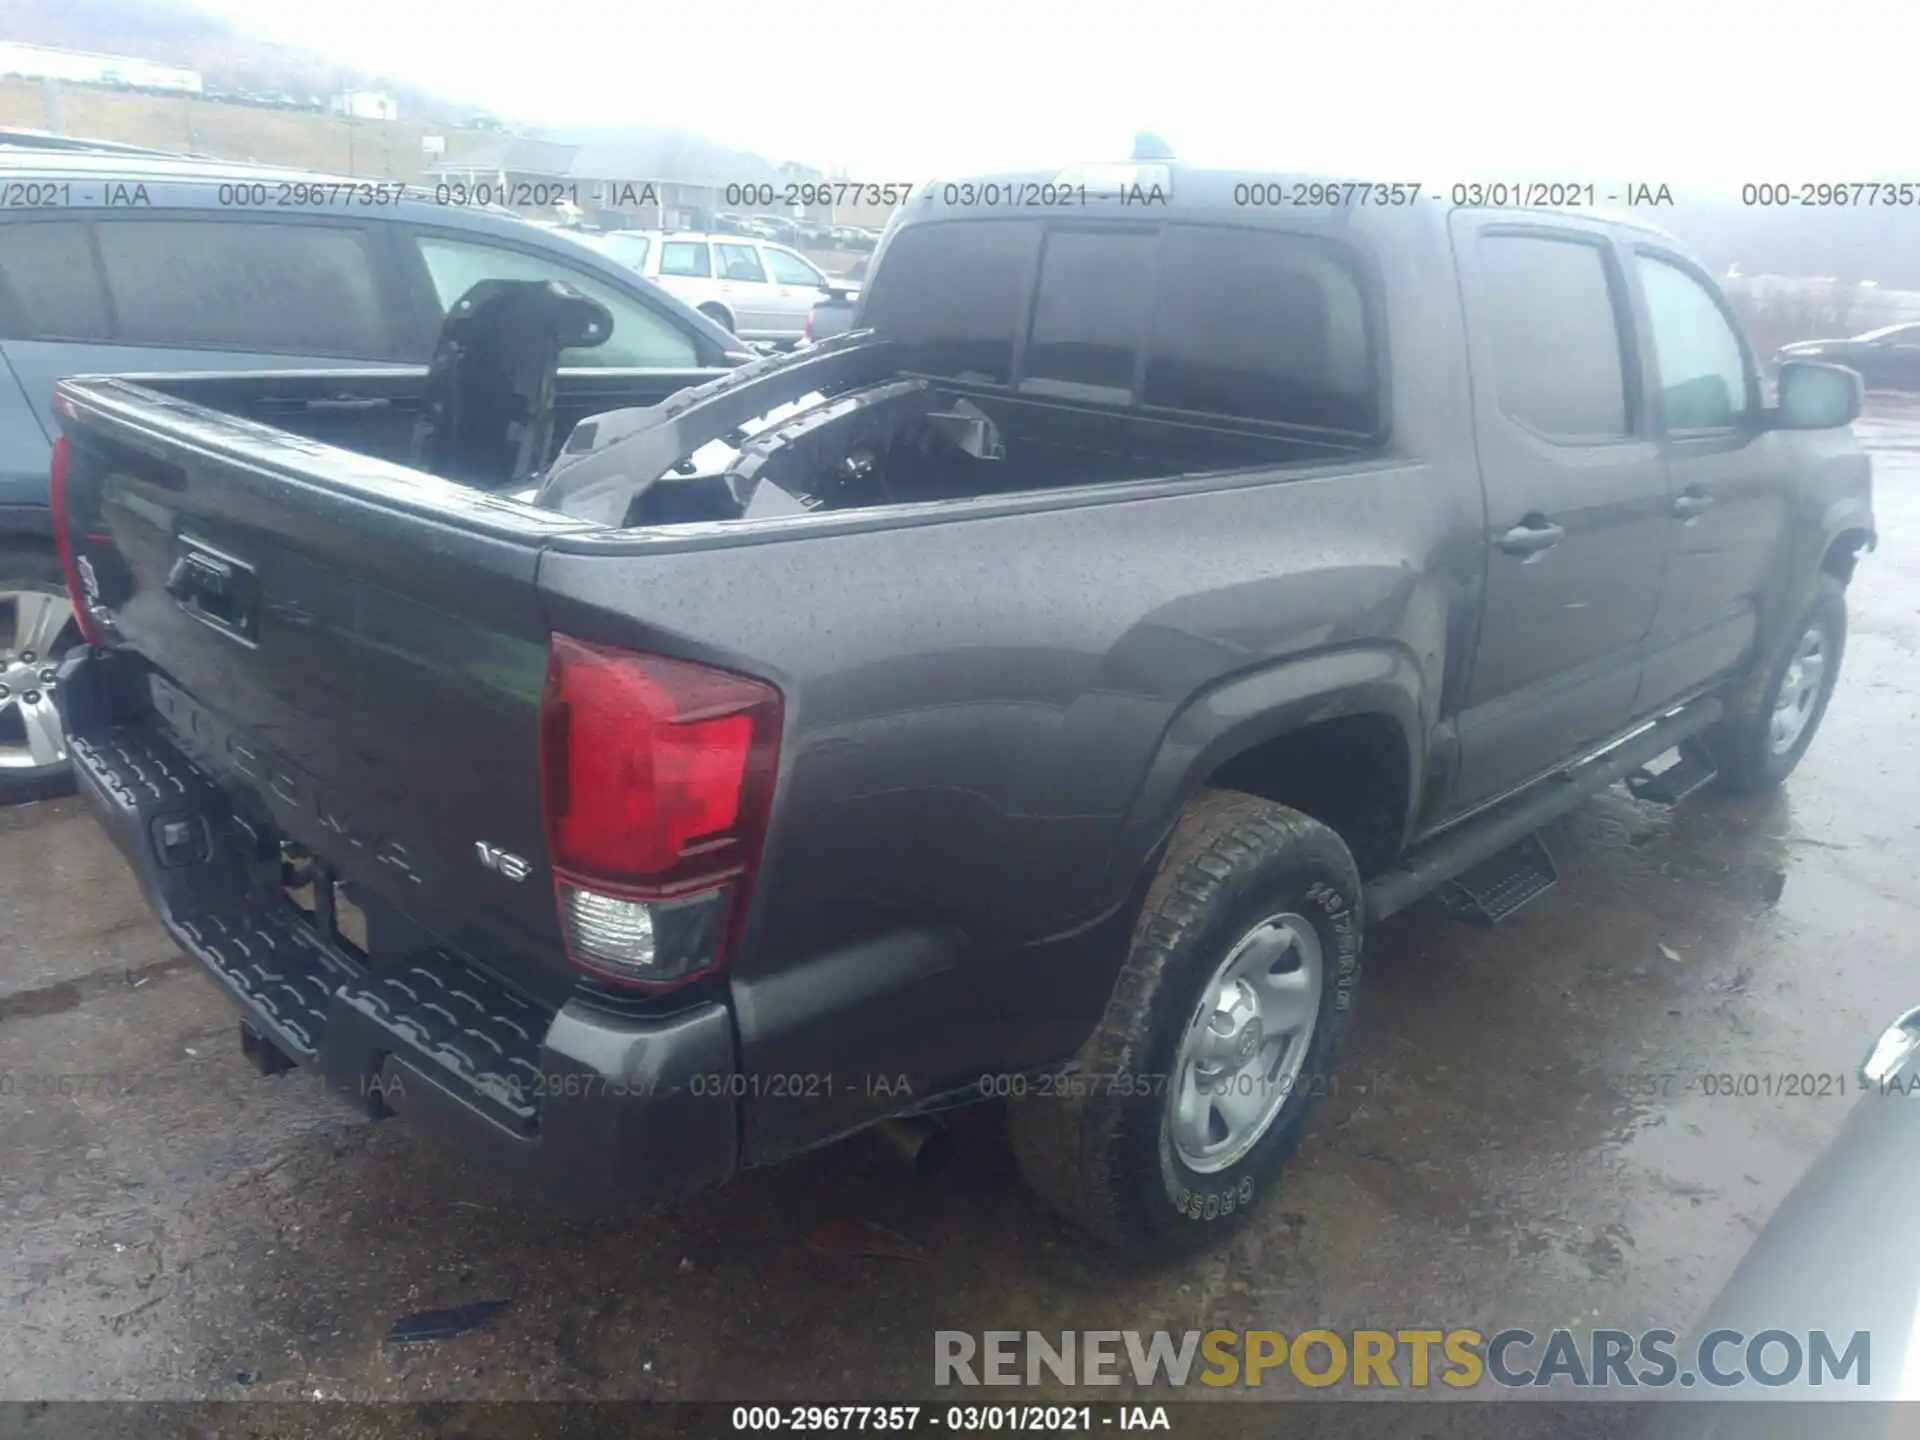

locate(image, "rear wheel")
(1711, 575), (1847, 793)
(0, 545), (80, 803)
(697, 303), (735, 334)
(1008, 790), (1363, 1253)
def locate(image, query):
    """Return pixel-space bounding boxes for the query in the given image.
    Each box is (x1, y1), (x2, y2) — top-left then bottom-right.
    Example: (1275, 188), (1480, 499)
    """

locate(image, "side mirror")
(1774, 360), (1863, 430)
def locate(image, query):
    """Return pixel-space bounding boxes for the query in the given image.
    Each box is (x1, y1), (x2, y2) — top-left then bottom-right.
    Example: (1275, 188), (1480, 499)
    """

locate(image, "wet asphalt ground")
(3, 413), (1918, 1437)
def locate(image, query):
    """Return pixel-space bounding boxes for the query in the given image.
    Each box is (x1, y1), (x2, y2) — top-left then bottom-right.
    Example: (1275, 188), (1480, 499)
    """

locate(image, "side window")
(412, 235), (699, 368)
(0, 220), (111, 340)
(598, 233), (651, 270)
(1145, 226), (1375, 432)
(1635, 254), (1751, 431)
(659, 241), (710, 278)
(1025, 227), (1158, 398)
(762, 246), (826, 287)
(715, 243), (767, 283)
(94, 219), (390, 355)
(1478, 234), (1631, 440)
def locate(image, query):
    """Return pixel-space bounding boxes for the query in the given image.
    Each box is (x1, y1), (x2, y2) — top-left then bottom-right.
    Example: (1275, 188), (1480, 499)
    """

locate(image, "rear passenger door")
(1447, 216), (1670, 813)
(711, 241), (777, 335)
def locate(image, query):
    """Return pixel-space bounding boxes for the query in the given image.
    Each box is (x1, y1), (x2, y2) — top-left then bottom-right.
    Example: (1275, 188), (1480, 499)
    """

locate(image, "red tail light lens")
(48, 434), (103, 645)
(540, 635), (782, 987)
(803, 310), (814, 342)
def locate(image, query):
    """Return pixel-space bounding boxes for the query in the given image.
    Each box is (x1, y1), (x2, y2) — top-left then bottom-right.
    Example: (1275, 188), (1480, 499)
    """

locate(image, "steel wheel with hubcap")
(1712, 573), (1847, 794)
(1008, 790), (1362, 1253)
(1768, 621), (1828, 756)
(1170, 912), (1322, 1173)
(1, 557), (80, 800)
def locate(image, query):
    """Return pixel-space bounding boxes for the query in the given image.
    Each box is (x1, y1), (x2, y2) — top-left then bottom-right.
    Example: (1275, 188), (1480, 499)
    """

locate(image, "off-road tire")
(1710, 574), (1847, 794)
(1008, 790), (1363, 1253)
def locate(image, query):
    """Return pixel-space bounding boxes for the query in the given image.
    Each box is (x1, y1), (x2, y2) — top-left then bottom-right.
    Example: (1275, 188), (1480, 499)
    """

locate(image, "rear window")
(1147, 227), (1373, 432)
(861, 219), (1377, 432)
(0, 220), (111, 340)
(93, 219), (389, 355)
(859, 219), (1041, 383)
(1024, 228), (1158, 399)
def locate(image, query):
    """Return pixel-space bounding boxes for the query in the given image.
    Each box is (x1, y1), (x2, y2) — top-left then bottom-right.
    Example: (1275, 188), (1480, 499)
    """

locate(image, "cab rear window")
(860, 218), (1378, 435)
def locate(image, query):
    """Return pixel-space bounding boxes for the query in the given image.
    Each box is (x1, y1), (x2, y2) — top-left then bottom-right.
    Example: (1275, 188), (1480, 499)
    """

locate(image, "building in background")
(330, 91), (398, 122)
(423, 125), (827, 229)
(425, 135), (579, 202)
(0, 42), (203, 95)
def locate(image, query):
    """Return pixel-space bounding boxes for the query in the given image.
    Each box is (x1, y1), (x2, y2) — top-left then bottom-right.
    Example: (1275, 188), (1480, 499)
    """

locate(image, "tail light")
(539, 635), (782, 989)
(48, 433), (103, 645)
(803, 310), (814, 342)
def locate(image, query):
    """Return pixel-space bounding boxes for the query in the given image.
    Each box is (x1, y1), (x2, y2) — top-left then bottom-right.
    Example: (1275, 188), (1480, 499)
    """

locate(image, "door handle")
(1674, 490), (1715, 519)
(1498, 518), (1567, 556)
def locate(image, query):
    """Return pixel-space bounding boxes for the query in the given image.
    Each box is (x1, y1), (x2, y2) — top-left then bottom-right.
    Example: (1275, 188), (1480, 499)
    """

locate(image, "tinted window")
(763, 246), (825, 286)
(0, 221), (110, 339)
(94, 220), (388, 355)
(860, 219), (1040, 383)
(715, 242), (766, 283)
(1024, 228), (1157, 398)
(1478, 234), (1629, 439)
(413, 235), (699, 368)
(660, 241), (710, 278)
(1145, 227), (1374, 431)
(1636, 254), (1751, 431)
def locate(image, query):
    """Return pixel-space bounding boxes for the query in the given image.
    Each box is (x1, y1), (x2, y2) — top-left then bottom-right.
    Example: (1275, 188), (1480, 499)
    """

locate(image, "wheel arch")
(1114, 645), (1428, 888)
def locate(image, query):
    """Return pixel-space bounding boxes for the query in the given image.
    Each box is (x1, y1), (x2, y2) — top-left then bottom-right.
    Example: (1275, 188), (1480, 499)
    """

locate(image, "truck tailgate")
(52, 377), (596, 1013)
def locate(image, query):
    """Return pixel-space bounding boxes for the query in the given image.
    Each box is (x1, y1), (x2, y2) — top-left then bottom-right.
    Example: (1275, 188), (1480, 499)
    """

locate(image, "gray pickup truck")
(47, 164), (1874, 1256)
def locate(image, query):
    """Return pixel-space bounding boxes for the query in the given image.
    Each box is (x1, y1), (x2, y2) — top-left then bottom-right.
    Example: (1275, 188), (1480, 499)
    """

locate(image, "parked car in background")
(833, 226), (879, 251)
(613, 230), (836, 344)
(748, 214), (801, 245)
(802, 254), (867, 344)
(0, 143), (749, 802)
(709, 212), (754, 236)
(1779, 322), (1920, 391)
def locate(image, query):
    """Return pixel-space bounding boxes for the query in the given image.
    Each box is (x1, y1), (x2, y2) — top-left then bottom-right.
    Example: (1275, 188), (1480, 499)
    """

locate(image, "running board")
(1365, 696), (1724, 925)
(1437, 832), (1559, 926)
(1626, 739), (1719, 806)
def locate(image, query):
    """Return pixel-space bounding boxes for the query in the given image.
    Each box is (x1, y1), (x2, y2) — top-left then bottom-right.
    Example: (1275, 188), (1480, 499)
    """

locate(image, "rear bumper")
(59, 652), (737, 1212)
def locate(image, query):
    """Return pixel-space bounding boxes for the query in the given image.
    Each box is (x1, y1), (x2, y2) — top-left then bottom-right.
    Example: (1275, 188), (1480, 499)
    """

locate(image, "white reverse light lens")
(561, 886), (657, 973)
(557, 883), (729, 985)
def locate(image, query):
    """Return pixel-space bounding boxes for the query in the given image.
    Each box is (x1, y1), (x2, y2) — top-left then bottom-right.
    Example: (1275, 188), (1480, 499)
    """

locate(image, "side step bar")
(1366, 696), (1724, 925)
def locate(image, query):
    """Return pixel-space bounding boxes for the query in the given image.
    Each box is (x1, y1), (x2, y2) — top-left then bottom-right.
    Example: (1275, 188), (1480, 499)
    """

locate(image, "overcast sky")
(197, 0), (1916, 183)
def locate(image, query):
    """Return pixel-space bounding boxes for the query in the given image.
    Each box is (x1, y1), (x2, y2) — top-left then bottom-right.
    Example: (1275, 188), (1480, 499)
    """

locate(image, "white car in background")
(577, 230), (835, 346)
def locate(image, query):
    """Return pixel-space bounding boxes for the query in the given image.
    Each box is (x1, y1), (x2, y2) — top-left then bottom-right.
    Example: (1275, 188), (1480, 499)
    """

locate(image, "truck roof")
(904, 162), (1681, 244)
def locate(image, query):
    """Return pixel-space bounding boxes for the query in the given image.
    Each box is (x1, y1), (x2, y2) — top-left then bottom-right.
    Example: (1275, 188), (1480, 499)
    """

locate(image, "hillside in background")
(0, 0), (489, 122)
